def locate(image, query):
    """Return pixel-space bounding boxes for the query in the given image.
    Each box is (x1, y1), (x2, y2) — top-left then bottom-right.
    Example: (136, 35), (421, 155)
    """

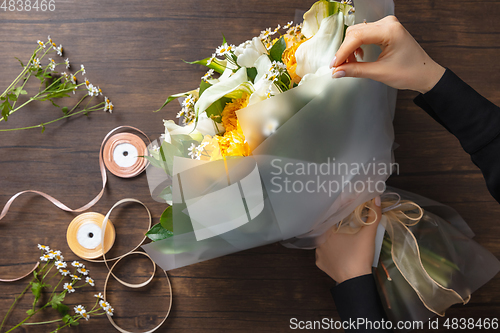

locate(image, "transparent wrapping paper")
(375, 188), (500, 329)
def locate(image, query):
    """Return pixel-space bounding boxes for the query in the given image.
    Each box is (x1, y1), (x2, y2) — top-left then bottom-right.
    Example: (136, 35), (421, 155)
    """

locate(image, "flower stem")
(0, 281), (32, 332)
(22, 318), (63, 326)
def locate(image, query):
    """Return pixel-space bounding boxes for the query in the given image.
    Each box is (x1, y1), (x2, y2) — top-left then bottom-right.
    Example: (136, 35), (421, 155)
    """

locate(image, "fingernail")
(375, 196), (381, 207)
(329, 56), (337, 68)
(332, 70), (345, 79)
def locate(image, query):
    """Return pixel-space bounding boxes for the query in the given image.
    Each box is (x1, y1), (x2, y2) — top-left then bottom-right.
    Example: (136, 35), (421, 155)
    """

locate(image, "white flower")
(284, 21), (293, 29)
(72, 261), (83, 268)
(104, 97), (114, 113)
(201, 69), (215, 81)
(59, 269), (70, 276)
(216, 43), (235, 56)
(48, 58), (56, 71)
(187, 143), (201, 160)
(176, 110), (184, 118)
(235, 37), (268, 68)
(64, 58), (70, 69)
(81, 312), (90, 321)
(55, 44), (63, 56)
(85, 276), (95, 286)
(274, 24), (281, 33)
(53, 253), (64, 261)
(70, 74), (77, 84)
(80, 64), (86, 75)
(97, 86), (103, 96)
(37, 40), (45, 49)
(84, 78), (90, 88)
(206, 53), (217, 66)
(74, 305), (86, 315)
(40, 253), (52, 262)
(71, 274), (82, 281)
(48, 35), (52, 44)
(260, 27), (276, 39)
(64, 283), (75, 293)
(87, 83), (97, 96)
(78, 267), (89, 275)
(99, 300), (111, 311)
(55, 261), (67, 269)
(32, 58), (41, 69)
(106, 306), (114, 316)
(94, 292), (104, 299)
(38, 244), (50, 251)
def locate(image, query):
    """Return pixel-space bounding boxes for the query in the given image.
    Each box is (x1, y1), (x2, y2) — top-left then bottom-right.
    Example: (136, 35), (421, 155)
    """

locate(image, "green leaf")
(26, 309), (35, 316)
(158, 186), (173, 203)
(246, 67), (258, 83)
(48, 99), (61, 108)
(41, 123), (46, 133)
(1, 100), (12, 121)
(7, 93), (17, 102)
(184, 58), (225, 74)
(56, 303), (69, 316)
(269, 36), (287, 63)
(13, 86), (27, 96)
(146, 222), (174, 242)
(14, 57), (24, 68)
(205, 97), (230, 124)
(62, 314), (72, 324)
(199, 80), (212, 97)
(30, 281), (43, 300)
(49, 293), (66, 309)
(222, 34), (227, 45)
(160, 206), (173, 231)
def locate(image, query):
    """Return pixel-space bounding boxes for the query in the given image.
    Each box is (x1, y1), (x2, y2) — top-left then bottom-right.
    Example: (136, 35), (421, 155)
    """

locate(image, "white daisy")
(55, 44), (63, 56)
(187, 143), (201, 160)
(99, 300), (110, 311)
(72, 261), (83, 268)
(71, 274), (82, 281)
(37, 244), (50, 251)
(48, 35), (53, 44)
(202, 69), (215, 81)
(85, 276), (95, 286)
(40, 253), (52, 262)
(81, 312), (90, 321)
(104, 98), (113, 113)
(94, 292), (104, 299)
(70, 74), (77, 84)
(59, 269), (70, 276)
(80, 64), (86, 75)
(284, 21), (293, 29)
(64, 283), (75, 293)
(206, 53), (217, 66)
(48, 58), (56, 71)
(64, 58), (70, 69)
(37, 40), (46, 48)
(216, 43), (235, 56)
(78, 267), (89, 275)
(55, 261), (67, 269)
(106, 306), (114, 316)
(32, 58), (41, 69)
(74, 305), (86, 315)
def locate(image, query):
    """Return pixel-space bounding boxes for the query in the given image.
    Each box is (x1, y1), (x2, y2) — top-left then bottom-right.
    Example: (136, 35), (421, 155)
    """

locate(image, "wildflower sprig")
(0, 245), (113, 333)
(0, 36), (113, 133)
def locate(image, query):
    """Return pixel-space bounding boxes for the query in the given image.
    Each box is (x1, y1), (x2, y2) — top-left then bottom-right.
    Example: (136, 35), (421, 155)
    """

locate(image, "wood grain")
(0, 0), (499, 332)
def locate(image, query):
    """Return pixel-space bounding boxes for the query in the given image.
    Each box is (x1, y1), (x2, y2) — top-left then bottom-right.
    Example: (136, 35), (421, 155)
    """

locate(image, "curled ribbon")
(337, 193), (470, 316)
(0, 126), (150, 282)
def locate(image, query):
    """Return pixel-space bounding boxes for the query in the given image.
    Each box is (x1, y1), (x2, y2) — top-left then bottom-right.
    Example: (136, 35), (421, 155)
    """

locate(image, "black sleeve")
(331, 274), (391, 332)
(414, 69), (500, 203)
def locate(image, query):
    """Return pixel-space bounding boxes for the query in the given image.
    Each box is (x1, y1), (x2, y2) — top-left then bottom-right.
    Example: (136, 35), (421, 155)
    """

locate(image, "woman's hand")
(330, 15), (445, 94)
(315, 197), (382, 284)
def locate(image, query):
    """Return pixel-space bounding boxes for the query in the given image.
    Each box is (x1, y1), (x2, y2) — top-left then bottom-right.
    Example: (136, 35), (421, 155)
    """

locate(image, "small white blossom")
(71, 274), (82, 281)
(202, 69), (215, 81)
(55, 261), (67, 269)
(37, 40), (46, 49)
(81, 312), (90, 321)
(48, 58), (56, 71)
(284, 21), (293, 29)
(70, 74), (77, 84)
(99, 300), (111, 311)
(274, 24), (281, 33)
(104, 97), (114, 113)
(64, 58), (70, 69)
(32, 58), (41, 69)
(97, 86), (103, 96)
(78, 267), (89, 275)
(188, 143), (202, 160)
(216, 43), (235, 56)
(38, 244), (50, 252)
(206, 53), (217, 66)
(74, 305), (86, 315)
(72, 261), (83, 268)
(64, 283), (75, 293)
(80, 64), (86, 76)
(85, 276), (95, 286)
(55, 44), (63, 56)
(59, 268), (70, 276)
(48, 35), (53, 44)
(176, 110), (184, 118)
(94, 292), (104, 299)
(40, 253), (52, 262)
(106, 306), (114, 316)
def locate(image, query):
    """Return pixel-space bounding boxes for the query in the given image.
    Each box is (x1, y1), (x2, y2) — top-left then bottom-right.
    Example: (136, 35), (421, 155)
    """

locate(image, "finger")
(332, 61), (386, 81)
(346, 52), (357, 64)
(332, 23), (389, 67)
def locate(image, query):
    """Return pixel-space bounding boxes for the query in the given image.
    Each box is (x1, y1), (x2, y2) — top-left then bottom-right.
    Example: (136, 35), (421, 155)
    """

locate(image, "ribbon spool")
(67, 212), (116, 260)
(103, 132), (148, 178)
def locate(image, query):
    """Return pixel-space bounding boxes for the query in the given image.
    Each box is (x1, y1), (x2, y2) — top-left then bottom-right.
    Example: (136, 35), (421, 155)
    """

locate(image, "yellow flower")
(211, 95), (251, 158)
(282, 35), (309, 85)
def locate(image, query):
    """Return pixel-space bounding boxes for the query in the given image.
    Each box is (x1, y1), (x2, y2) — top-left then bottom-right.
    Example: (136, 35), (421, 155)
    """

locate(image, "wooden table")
(1, 0), (499, 332)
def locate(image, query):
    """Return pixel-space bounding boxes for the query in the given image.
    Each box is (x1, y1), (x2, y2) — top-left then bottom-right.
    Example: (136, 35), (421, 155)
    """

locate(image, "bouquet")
(141, 0), (500, 326)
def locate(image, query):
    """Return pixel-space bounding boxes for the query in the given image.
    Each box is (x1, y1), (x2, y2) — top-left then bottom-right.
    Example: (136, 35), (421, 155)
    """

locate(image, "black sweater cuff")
(331, 274), (391, 332)
(414, 68), (500, 154)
